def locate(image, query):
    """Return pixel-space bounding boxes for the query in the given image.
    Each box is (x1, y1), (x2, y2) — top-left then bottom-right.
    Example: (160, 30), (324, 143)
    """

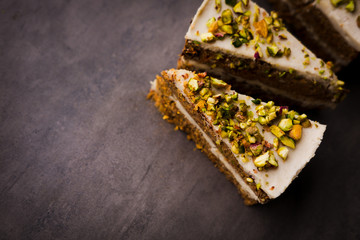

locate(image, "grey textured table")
(0, 0), (359, 239)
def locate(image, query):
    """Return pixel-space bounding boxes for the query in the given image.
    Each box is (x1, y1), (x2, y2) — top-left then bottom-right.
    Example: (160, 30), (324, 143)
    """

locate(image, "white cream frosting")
(314, 0), (360, 51)
(185, 0), (337, 81)
(163, 69), (326, 200)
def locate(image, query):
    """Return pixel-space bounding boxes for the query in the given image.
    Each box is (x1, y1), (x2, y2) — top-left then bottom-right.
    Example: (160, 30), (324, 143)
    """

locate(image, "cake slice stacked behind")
(179, 0), (346, 109)
(267, 0), (360, 71)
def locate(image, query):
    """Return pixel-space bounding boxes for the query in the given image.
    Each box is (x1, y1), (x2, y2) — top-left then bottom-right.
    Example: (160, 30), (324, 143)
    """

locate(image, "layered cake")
(267, 0), (360, 71)
(178, 0), (346, 109)
(148, 69), (326, 205)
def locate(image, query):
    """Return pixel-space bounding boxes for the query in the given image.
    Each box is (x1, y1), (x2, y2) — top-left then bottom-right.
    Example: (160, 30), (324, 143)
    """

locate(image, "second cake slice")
(178, 0), (346, 109)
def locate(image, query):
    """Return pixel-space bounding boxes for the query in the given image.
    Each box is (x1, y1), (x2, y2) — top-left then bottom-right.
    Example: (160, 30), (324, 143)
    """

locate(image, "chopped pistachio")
(273, 137), (279, 150)
(254, 19), (268, 38)
(278, 118), (293, 132)
(270, 125), (285, 138)
(303, 57), (310, 65)
(211, 77), (228, 88)
(336, 80), (345, 86)
(289, 125), (302, 141)
(199, 87), (209, 96)
(265, 101), (274, 108)
(206, 17), (216, 28)
(240, 154), (248, 163)
(242, 0), (249, 7)
(188, 78), (199, 91)
(319, 70), (325, 75)
(277, 147), (289, 160)
(293, 120), (301, 125)
(267, 45), (280, 57)
(258, 116), (268, 125)
(256, 183), (261, 190)
(345, 0), (355, 12)
(331, 0), (344, 7)
(301, 119), (312, 128)
(220, 25), (234, 34)
(283, 47), (291, 57)
(231, 144), (240, 154)
(250, 144), (263, 156)
(279, 135), (295, 149)
(246, 177), (254, 183)
(215, 0), (221, 12)
(254, 151), (270, 167)
(201, 32), (215, 42)
(232, 38), (242, 48)
(251, 98), (261, 105)
(231, 93), (238, 100)
(221, 9), (233, 25)
(233, 1), (243, 13)
(225, 0), (237, 7)
(268, 153), (278, 167)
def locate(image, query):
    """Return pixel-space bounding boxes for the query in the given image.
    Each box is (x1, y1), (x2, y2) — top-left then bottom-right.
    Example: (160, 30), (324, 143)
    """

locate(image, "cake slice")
(178, 0), (346, 109)
(149, 69), (326, 205)
(267, 0), (360, 71)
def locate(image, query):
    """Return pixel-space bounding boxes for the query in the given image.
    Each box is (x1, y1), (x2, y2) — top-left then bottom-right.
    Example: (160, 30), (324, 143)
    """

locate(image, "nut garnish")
(184, 72), (312, 171)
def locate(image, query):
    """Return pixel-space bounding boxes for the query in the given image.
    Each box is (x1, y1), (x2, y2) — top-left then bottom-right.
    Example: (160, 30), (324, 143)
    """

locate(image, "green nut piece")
(346, 0), (355, 12)
(242, 0), (249, 7)
(200, 32), (215, 42)
(246, 177), (254, 183)
(273, 137), (279, 150)
(220, 25), (234, 34)
(221, 9), (233, 25)
(279, 136), (295, 149)
(268, 153), (278, 167)
(233, 1), (243, 13)
(206, 17), (216, 28)
(231, 144), (240, 155)
(188, 78), (199, 91)
(211, 77), (228, 88)
(254, 151), (270, 167)
(231, 93), (238, 100)
(265, 101), (274, 108)
(215, 0), (221, 12)
(278, 118), (293, 132)
(277, 147), (289, 160)
(331, 0), (344, 7)
(301, 119), (312, 128)
(270, 125), (285, 138)
(251, 98), (261, 105)
(289, 125), (302, 141)
(225, 0), (237, 7)
(267, 45), (280, 57)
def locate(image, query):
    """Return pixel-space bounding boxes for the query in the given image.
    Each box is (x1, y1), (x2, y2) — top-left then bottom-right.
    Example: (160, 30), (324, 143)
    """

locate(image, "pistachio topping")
(184, 72), (312, 171)
(203, 1), (290, 59)
(330, 0), (357, 13)
(215, 0), (221, 12)
(277, 147), (289, 160)
(278, 118), (293, 132)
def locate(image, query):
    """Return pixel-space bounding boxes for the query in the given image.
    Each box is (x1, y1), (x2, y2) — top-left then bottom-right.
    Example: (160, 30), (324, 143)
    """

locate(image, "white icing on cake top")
(186, 0), (337, 81)
(165, 69), (326, 199)
(315, 0), (360, 51)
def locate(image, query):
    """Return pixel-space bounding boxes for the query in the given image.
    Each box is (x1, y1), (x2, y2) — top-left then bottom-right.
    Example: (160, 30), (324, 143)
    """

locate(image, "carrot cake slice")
(267, 0), (360, 71)
(178, 0), (346, 109)
(149, 69), (326, 205)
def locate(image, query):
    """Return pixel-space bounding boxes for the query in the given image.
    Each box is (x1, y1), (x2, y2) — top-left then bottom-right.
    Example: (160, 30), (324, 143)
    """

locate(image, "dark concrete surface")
(0, 0), (359, 239)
